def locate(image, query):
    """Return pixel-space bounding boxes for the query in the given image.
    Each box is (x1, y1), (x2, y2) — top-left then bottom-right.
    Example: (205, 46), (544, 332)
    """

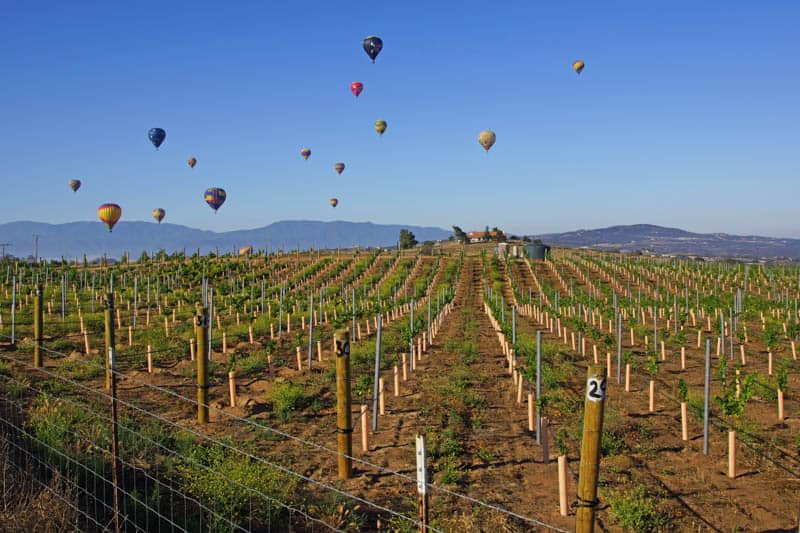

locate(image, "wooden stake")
(728, 430), (736, 478)
(147, 345), (153, 373)
(334, 330), (352, 478)
(576, 365), (607, 532)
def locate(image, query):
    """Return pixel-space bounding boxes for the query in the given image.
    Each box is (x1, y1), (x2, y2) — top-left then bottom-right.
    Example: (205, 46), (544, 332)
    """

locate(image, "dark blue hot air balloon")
(363, 36), (383, 63)
(148, 128), (166, 150)
(204, 187), (226, 212)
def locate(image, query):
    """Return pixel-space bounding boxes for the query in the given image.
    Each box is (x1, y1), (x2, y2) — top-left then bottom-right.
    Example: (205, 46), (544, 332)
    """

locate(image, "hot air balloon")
(204, 187), (227, 212)
(334, 162), (345, 175)
(350, 82), (363, 98)
(239, 245), (253, 256)
(478, 130), (496, 152)
(300, 148), (311, 160)
(330, 198), (338, 208)
(187, 157), (197, 168)
(374, 119), (387, 136)
(69, 179), (81, 193)
(148, 128), (166, 150)
(363, 36), (383, 63)
(98, 203), (122, 232)
(572, 60), (585, 75)
(152, 208), (166, 224)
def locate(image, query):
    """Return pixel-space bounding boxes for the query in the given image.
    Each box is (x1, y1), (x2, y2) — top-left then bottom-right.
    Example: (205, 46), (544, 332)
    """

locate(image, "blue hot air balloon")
(148, 128), (166, 150)
(204, 187), (226, 212)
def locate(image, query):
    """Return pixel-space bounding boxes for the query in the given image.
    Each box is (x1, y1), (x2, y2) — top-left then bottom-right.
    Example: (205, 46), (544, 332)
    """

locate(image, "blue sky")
(0, 1), (797, 237)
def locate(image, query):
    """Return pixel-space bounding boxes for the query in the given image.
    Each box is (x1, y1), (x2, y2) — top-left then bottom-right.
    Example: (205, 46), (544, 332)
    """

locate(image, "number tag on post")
(587, 376), (606, 402)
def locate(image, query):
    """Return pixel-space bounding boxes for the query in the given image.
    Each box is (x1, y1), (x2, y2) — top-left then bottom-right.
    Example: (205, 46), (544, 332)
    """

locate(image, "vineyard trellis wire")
(0, 330), (571, 532)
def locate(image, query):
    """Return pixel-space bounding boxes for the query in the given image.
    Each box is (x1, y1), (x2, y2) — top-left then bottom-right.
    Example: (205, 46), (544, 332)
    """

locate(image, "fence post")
(197, 308), (209, 424)
(104, 292), (114, 390)
(105, 293), (121, 533)
(334, 329), (352, 479)
(33, 285), (42, 367)
(416, 434), (429, 532)
(576, 364), (607, 533)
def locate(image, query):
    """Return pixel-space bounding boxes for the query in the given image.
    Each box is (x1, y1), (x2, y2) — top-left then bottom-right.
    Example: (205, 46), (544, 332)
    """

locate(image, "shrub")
(270, 383), (306, 422)
(608, 485), (670, 532)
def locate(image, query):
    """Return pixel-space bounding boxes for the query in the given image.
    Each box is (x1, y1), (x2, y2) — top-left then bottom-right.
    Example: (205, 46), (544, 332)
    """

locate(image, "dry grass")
(0, 439), (79, 532)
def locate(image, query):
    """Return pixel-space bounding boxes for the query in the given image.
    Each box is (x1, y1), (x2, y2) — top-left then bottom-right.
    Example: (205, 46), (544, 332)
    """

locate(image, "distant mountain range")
(529, 224), (800, 260)
(2, 221), (797, 261)
(0, 220), (451, 260)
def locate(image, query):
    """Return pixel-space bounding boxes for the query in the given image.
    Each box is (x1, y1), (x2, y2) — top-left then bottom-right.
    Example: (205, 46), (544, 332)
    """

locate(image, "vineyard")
(0, 244), (798, 531)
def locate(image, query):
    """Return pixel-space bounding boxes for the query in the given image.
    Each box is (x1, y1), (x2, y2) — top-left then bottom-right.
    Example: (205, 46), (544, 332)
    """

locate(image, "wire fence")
(0, 316), (571, 532)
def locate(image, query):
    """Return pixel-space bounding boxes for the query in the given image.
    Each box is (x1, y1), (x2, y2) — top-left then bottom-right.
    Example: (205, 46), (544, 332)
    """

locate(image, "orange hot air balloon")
(350, 81), (363, 98)
(98, 203), (122, 232)
(187, 157), (197, 168)
(334, 162), (345, 175)
(152, 208), (166, 223)
(330, 198), (338, 208)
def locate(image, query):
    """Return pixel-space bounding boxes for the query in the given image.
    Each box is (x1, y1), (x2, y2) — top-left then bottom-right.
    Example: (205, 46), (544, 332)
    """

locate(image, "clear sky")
(0, 1), (797, 238)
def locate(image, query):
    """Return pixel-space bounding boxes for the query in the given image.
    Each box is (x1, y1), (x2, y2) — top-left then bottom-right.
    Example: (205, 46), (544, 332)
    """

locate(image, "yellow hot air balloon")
(374, 119), (387, 136)
(478, 130), (496, 152)
(98, 203), (122, 232)
(572, 60), (585, 75)
(152, 208), (166, 224)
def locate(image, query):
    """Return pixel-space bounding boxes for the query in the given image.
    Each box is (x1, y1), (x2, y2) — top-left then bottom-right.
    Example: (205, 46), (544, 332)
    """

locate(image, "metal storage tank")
(525, 242), (551, 260)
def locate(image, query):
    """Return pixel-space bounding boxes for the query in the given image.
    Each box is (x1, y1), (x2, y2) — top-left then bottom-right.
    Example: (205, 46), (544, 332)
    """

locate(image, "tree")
(399, 229), (418, 250)
(452, 226), (468, 244)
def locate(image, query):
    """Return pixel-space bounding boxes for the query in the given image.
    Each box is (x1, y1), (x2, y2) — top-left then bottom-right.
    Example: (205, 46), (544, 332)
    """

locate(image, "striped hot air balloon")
(98, 203), (122, 232)
(204, 188), (227, 212)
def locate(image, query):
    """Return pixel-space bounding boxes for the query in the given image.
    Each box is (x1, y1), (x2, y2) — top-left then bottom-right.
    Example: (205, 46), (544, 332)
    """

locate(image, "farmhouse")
(466, 230), (505, 243)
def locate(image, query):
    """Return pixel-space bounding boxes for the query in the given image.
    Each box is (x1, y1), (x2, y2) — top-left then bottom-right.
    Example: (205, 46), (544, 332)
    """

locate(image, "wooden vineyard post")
(33, 285), (42, 368)
(334, 330), (352, 479)
(196, 308), (209, 424)
(416, 434), (429, 533)
(681, 402), (689, 441)
(576, 364), (607, 533)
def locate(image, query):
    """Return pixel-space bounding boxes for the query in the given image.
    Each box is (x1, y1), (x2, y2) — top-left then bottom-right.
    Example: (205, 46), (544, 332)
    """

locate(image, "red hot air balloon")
(350, 81), (363, 98)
